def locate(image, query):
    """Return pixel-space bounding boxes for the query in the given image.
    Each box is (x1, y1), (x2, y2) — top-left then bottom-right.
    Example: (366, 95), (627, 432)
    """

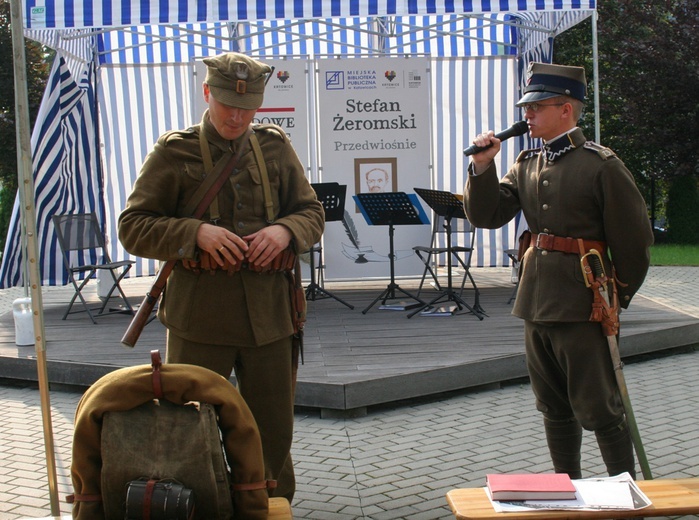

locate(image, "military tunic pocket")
(160, 267), (199, 333)
(184, 162), (206, 182)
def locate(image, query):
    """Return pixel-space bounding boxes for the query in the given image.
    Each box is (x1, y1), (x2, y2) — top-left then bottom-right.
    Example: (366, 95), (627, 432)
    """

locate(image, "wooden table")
(446, 478), (699, 519)
(269, 496), (293, 519)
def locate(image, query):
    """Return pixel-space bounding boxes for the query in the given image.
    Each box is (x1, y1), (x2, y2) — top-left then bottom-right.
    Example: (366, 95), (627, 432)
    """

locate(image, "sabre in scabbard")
(580, 249), (653, 480)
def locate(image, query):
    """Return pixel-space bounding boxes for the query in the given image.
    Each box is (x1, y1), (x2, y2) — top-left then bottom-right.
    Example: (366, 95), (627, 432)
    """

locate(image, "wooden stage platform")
(1, 269), (698, 413)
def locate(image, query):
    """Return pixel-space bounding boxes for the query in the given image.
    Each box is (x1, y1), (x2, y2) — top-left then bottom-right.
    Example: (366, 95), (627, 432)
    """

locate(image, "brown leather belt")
(530, 233), (606, 255)
(181, 248), (296, 275)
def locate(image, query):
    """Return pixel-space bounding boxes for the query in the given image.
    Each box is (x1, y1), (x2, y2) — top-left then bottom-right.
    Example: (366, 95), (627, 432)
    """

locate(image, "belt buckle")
(535, 232), (551, 250)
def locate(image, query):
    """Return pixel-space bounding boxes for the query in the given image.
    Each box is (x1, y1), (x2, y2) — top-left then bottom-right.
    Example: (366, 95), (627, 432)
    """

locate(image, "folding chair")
(413, 215), (485, 319)
(52, 212), (135, 324)
(413, 215), (480, 302)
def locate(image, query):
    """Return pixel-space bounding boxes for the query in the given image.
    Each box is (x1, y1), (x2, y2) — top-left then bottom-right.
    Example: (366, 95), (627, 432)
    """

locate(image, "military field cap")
(203, 52), (272, 110)
(516, 62), (587, 106)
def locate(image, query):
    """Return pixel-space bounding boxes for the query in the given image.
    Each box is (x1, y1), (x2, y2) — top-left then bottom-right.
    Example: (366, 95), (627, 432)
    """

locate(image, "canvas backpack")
(69, 351), (273, 520)
(100, 397), (233, 519)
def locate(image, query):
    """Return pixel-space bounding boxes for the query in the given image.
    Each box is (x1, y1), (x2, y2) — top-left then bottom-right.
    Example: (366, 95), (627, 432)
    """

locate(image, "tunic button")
(542, 204), (549, 210)
(541, 250), (548, 256)
(542, 180), (550, 187)
(624, 295), (630, 301)
(235, 183), (241, 189)
(237, 222), (245, 229)
(543, 228), (550, 233)
(237, 202), (243, 210)
(177, 248), (185, 257)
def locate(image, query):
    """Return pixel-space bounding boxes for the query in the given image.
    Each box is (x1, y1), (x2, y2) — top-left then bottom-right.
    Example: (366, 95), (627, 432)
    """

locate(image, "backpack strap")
(231, 479), (277, 491)
(249, 132), (276, 224)
(150, 350), (164, 399)
(66, 493), (102, 504)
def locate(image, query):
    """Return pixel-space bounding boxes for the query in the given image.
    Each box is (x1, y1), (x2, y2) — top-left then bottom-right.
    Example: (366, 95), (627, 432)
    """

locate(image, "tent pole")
(591, 10), (601, 143)
(9, 0), (61, 515)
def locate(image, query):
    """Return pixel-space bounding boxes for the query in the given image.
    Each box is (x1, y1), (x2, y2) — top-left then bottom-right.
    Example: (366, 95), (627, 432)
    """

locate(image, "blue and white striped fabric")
(23, 0), (595, 30)
(432, 57), (524, 268)
(0, 57), (103, 287)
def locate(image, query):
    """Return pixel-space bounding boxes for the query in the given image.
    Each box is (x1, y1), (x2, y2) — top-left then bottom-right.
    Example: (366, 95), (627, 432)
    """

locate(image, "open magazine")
(486, 472), (652, 512)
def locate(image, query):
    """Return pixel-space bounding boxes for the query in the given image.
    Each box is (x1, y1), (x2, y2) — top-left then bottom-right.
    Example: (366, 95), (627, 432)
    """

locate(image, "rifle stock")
(121, 260), (175, 348)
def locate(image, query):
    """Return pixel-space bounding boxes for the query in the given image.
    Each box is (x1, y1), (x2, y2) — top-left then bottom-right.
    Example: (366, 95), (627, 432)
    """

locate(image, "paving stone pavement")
(0, 266), (698, 519)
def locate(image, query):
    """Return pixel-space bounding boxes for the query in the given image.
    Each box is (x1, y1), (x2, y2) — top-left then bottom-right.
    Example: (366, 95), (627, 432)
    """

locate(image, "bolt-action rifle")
(121, 127), (253, 348)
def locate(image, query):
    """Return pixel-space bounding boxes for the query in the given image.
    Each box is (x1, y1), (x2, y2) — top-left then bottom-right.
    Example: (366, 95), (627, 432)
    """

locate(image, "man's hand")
(244, 225), (292, 268)
(470, 130), (501, 175)
(196, 223), (248, 266)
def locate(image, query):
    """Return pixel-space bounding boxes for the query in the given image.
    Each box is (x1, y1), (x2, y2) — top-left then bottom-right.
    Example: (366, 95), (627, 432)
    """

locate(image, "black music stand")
(408, 188), (485, 319)
(306, 183), (354, 309)
(354, 192), (427, 314)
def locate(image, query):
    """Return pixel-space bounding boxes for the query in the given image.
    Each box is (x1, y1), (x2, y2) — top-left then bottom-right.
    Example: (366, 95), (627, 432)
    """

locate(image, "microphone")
(463, 121), (529, 156)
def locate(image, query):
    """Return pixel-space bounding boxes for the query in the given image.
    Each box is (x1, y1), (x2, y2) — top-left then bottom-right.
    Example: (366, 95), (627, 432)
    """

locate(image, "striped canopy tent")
(2, 0), (597, 287)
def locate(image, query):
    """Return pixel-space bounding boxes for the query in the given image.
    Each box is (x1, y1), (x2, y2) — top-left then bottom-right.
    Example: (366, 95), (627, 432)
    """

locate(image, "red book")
(486, 473), (577, 501)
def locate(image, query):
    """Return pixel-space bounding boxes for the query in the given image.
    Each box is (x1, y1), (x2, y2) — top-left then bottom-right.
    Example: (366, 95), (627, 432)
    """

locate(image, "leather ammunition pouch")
(182, 247), (296, 275)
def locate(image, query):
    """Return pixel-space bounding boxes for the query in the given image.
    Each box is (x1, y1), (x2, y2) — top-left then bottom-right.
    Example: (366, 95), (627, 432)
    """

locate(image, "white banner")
(254, 59), (312, 174)
(316, 57), (432, 280)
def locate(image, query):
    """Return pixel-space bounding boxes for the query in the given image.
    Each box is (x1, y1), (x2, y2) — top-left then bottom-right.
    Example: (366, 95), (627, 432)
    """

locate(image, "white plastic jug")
(96, 269), (113, 300)
(13, 297), (35, 346)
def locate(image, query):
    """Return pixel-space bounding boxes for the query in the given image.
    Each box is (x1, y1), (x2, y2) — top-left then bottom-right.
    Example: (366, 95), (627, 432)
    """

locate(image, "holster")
(287, 257), (305, 366)
(517, 230), (532, 261)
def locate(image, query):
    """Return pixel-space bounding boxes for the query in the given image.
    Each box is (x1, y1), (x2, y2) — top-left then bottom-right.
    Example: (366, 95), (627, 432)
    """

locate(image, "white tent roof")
(24, 0), (594, 30)
(1, 0), (596, 287)
(23, 1), (595, 63)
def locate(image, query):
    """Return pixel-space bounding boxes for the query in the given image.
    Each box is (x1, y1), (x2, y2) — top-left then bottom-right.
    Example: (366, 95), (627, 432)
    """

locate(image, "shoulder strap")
(182, 126), (253, 219)
(249, 132), (276, 223)
(197, 128), (221, 222)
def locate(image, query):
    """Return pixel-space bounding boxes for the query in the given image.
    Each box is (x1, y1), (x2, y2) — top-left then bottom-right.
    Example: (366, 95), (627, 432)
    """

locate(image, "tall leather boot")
(595, 417), (636, 479)
(543, 416), (583, 479)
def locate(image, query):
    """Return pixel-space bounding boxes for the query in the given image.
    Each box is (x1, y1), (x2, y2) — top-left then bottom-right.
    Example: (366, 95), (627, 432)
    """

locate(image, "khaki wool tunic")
(464, 128), (654, 323)
(119, 112), (325, 347)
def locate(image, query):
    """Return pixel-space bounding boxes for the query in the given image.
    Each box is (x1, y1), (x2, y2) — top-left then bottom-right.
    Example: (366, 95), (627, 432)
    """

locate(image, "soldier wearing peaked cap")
(463, 62), (653, 480)
(119, 52), (325, 503)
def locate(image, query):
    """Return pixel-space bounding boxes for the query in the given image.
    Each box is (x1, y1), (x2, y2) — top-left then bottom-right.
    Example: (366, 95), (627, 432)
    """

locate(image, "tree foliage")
(0, 0), (52, 250)
(553, 0), (699, 243)
(666, 175), (699, 244)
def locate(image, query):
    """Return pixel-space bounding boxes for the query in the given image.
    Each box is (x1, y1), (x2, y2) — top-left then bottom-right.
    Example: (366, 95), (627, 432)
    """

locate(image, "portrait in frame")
(355, 157), (398, 197)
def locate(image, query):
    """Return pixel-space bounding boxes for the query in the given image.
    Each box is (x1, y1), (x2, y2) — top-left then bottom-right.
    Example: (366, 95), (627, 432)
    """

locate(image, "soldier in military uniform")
(118, 52), (325, 501)
(463, 63), (654, 479)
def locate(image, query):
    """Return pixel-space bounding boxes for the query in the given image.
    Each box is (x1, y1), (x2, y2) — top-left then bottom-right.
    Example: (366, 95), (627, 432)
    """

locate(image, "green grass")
(650, 244), (699, 266)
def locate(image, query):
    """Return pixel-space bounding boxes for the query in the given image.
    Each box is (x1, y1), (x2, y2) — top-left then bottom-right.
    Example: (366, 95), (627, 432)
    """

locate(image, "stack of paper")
(419, 304), (457, 317)
(486, 472), (652, 513)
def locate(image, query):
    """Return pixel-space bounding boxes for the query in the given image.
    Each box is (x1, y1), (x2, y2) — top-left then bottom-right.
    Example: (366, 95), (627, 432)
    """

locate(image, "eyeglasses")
(521, 102), (566, 113)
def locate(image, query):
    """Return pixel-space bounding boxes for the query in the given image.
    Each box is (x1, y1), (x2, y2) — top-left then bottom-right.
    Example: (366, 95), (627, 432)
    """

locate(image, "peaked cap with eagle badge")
(203, 52), (272, 110)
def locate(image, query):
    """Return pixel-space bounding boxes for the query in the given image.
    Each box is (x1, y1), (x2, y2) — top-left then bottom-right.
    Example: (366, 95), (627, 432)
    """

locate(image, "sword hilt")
(586, 250), (605, 278)
(580, 248), (607, 288)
